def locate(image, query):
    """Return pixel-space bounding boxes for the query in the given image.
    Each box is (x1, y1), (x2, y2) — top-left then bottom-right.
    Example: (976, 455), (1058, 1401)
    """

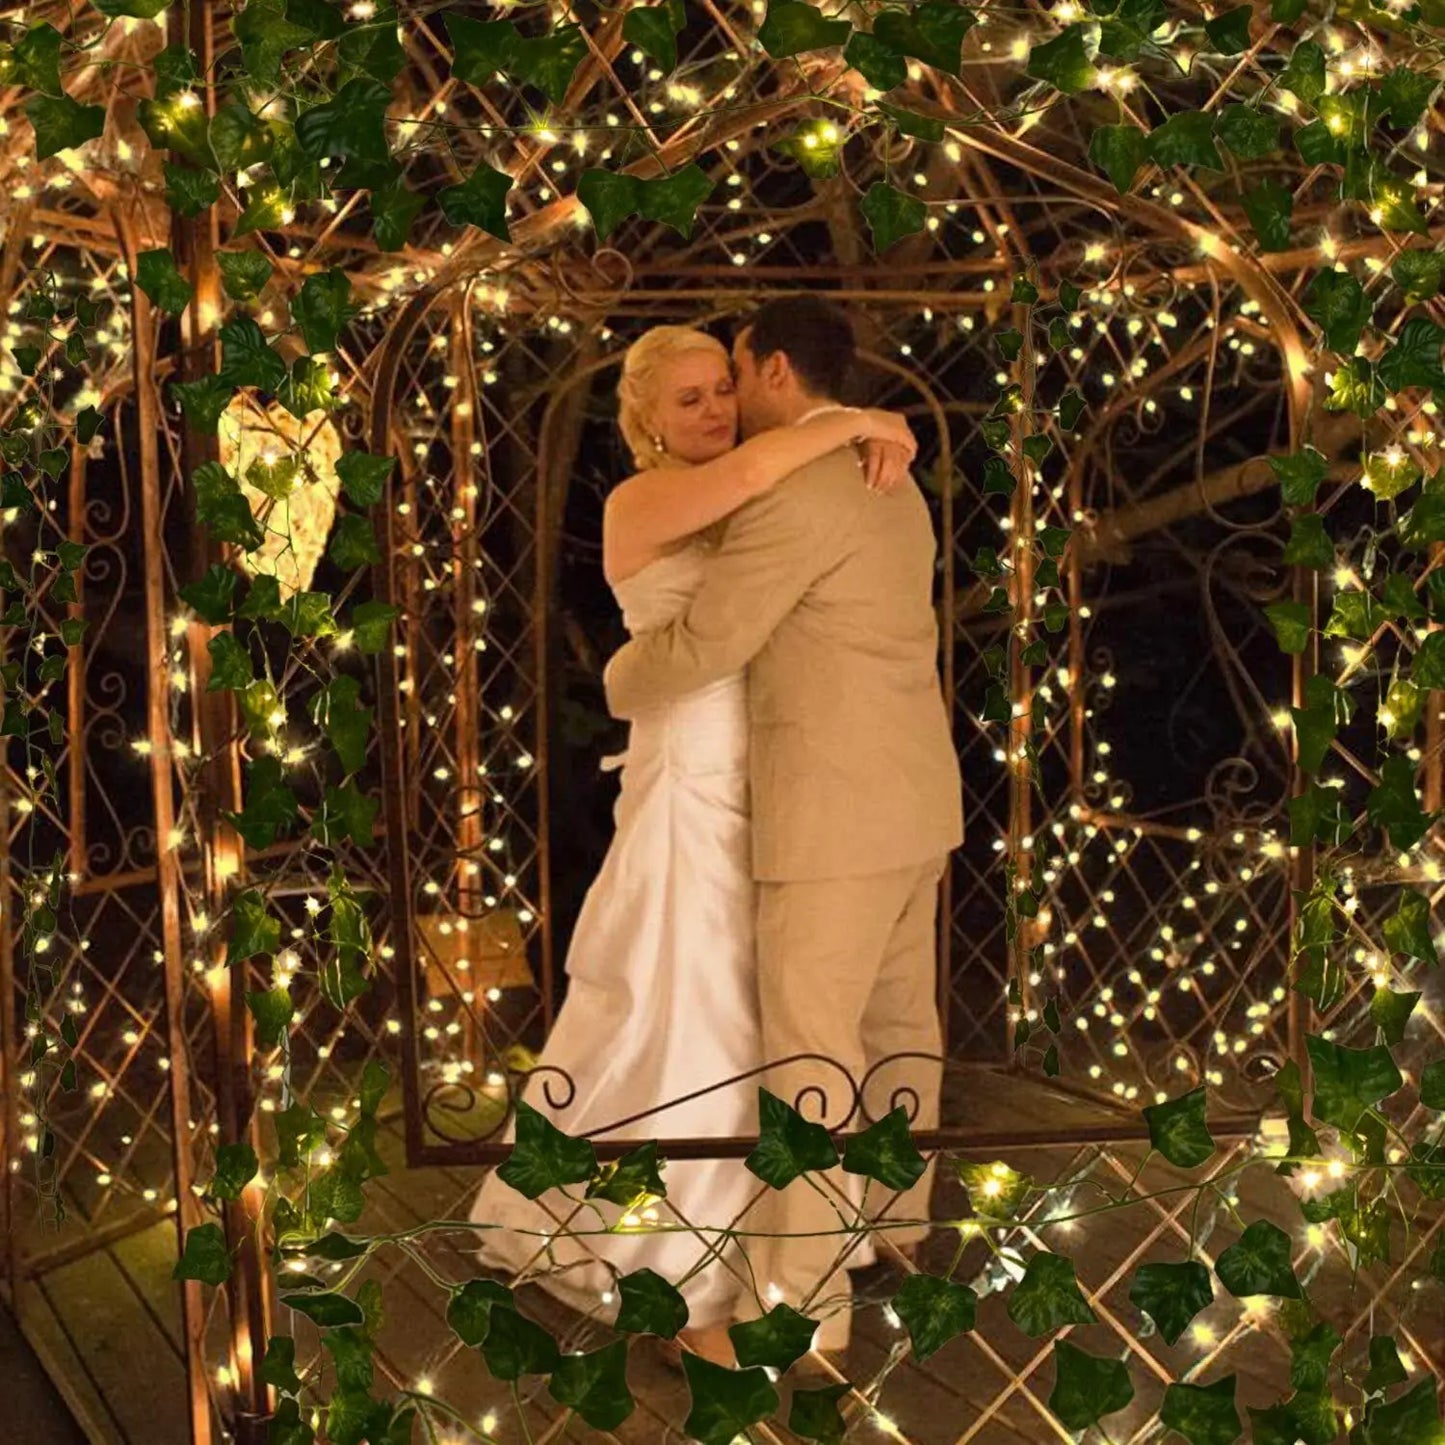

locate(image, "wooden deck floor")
(10, 1064), (1440, 1444)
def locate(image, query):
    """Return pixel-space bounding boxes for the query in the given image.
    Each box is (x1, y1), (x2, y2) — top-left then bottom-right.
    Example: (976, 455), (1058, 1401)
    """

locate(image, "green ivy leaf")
(508, 26), (589, 104)
(328, 452), (391, 513)
(746, 1088), (838, 1188)
(1306, 1034), (1403, 1132)
(1089, 123), (1149, 193)
(276, 356), (337, 419)
(174, 374), (237, 437)
(438, 163), (513, 241)
(228, 888), (281, 964)
(370, 175), (426, 252)
(860, 181), (926, 252)
(135, 249), (194, 315)
(1161, 1377), (1242, 1445)
(841, 1106), (927, 1191)
(1143, 1086), (1215, 1169)
(245, 986), (294, 1050)
(1377, 65), (1438, 130)
(872, 3), (977, 74)
(1058, 390), (1086, 429)
(1414, 632), (1445, 689)
(586, 1140), (668, 1207)
(26, 94), (106, 160)
(1354, 1377), (1443, 1444)
(637, 166), (714, 239)
(483, 1305), (561, 1380)
(1128, 1260), (1213, 1345)
(615, 1268), (689, 1338)
(1049, 1339), (1134, 1433)
(1097, 0), (1165, 59)
(208, 101), (273, 174)
(209, 1141), (259, 1202)
(1271, 447), (1323, 511)
(1249, 1391), (1338, 1445)
(179, 564), (240, 624)
(1026, 25), (1097, 94)
(1148, 110), (1223, 169)
(623, 5), (683, 72)
(1324, 589), (1387, 640)
(1283, 513), (1334, 571)
(235, 575), (283, 623)
(1325, 355), (1385, 417)
(337, 0), (405, 86)
(788, 1384), (850, 1445)
(1288, 782), (1351, 848)
(295, 76), (392, 165)
(268, 1399), (314, 1445)
(260, 1336), (303, 1396)
(312, 782), (380, 848)
(891, 1272), (977, 1360)
(1377, 316), (1445, 393)
(311, 675), (373, 777)
(1241, 181), (1293, 252)
(1391, 248), (1444, 303)
(681, 1356), (780, 1445)
(875, 103), (946, 142)
(224, 755), (299, 849)
(578, 171), (642, 241)
(496, 1101), (598, 1199)
(1006, 1252), (1097, 1336)
(447, 1279), (516, 1347)
(274, 1101), (327, 1168)
(843, 30), (905, 90)
(351, 599), (402, 654)
(11, 24), (64, 96)
(1382, 888), (1436, 964)
(219, 315), (288, 393)
(292, 268), (360, 355)
(1264, 600), (1311, 654)
(329, 512), (382, 571)
(549, 1339), (634, 1431)
(1304, 268), (1373, 355)
(283, 1291), (366, 1327)
(233, 0), (315, 86)
(174, 1222), (232, 1285)
(1367, 753), (1434, 851)
(324, 1329), (374, 1393)
(217, 249), (274, 302)
(1203, 4), (1252, 53)
(280, 591), (339, 639)
(729, 1303), (818, 1370)
(1280, 39), (1326, 104)
(1364, 1335), (1408, 1394)
(1287, 1320), (1341, 1393)
(1292, 673), (1348, 773)
(1215, 104), (1280, 158)
(1216, 1220), (1301, 1299)
(206, 631), (255, 692)
(1371, 986), (1421, 1047)
(758, 2), (851, 57)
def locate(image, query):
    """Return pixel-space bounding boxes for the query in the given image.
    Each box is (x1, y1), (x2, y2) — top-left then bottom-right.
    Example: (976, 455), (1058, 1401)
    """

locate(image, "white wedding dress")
(469, 542), (761, 1327)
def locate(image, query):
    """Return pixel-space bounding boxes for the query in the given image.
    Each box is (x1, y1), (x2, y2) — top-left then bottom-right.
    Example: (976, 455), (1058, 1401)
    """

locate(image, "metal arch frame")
(373, 280), (982, 1170)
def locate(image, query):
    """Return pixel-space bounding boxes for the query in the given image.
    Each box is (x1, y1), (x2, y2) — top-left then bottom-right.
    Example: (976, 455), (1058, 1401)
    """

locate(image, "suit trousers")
(739, 857), (947, 1351)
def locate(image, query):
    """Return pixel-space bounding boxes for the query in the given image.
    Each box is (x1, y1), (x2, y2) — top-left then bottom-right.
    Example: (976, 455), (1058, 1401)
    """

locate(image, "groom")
(603, 295), (963, 1356)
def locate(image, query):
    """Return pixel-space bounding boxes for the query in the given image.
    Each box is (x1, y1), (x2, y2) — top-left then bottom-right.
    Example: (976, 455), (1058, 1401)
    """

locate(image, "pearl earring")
(651, 434), (667, 454)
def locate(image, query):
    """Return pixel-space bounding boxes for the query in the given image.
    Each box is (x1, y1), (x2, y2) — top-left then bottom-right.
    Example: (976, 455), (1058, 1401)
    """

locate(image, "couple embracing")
(471, 296), (963, 1371)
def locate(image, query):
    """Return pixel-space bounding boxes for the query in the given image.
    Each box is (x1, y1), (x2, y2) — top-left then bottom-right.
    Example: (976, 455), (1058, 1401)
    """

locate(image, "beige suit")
(604, 444), (963, 1349)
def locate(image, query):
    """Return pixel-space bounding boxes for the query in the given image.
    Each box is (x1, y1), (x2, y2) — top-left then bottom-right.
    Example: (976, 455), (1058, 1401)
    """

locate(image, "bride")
(468, 323), (915, 1365)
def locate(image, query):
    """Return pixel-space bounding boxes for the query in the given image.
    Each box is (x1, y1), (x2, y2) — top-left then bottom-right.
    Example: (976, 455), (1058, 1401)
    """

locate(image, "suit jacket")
(604, 445), (964, 882)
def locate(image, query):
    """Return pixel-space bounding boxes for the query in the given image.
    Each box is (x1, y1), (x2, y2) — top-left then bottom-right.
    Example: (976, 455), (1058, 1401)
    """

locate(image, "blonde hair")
(617, 325), (730, 470)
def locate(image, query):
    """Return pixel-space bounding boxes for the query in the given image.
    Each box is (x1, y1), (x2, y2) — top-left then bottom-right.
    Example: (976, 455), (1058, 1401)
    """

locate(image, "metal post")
(124, 221), (215, 1445)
